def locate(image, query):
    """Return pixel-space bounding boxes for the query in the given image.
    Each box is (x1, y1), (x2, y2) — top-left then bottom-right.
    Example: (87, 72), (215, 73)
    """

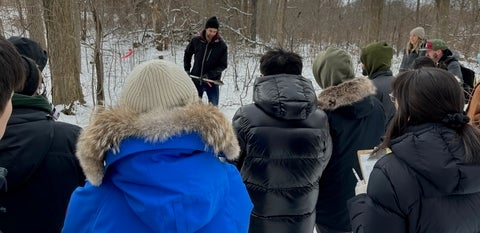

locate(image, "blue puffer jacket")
(62, 103), (253, 233)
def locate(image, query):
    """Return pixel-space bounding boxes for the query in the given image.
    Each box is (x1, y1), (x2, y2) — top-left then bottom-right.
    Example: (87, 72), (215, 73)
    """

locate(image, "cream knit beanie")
(410, 26), (425, 39)
(118, 59), (198, 113)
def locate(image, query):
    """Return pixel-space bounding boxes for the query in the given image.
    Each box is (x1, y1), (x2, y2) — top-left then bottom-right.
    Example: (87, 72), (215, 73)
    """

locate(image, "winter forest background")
(1, 0), (480, 126)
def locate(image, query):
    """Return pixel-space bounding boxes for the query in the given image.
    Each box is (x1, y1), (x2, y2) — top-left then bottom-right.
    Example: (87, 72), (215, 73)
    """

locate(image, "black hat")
(8, 36), (48, 71)
(205, 16), (219, 29)
(19, 55), (41, 96)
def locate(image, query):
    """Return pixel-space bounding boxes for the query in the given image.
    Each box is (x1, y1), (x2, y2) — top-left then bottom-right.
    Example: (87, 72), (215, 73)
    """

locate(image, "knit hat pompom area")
(410, 26), (425, 39)
(118, 60), (199, 113)
(205, 16), (219, 29)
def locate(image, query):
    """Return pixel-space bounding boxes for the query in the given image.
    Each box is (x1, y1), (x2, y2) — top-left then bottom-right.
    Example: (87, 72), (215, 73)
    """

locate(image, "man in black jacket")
(184, 16), (227, 106)
(0, 37), (85, 233)
(232, 48), (332, 233)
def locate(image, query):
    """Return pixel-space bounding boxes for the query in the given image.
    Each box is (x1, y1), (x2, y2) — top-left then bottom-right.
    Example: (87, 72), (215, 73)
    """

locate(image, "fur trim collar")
(317, 77), (376, 110)
(77, 102), (239, 186)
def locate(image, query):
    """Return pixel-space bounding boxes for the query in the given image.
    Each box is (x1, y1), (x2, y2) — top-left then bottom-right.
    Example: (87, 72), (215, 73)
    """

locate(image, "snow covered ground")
(55, 39), (396, 125)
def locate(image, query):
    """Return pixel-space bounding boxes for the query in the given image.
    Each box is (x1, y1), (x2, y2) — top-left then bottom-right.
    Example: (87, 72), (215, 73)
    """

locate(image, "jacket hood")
(317, 77), (376, 111)
(312, 47), (355, 89)
(360, 41), (394, 77)
(76, 102), (240, 186)
(391, 123), (480, 195)
(253, 74), (317, 120)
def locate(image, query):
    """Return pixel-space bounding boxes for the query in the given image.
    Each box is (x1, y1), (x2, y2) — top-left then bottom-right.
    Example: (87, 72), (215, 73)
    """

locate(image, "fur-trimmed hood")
(77, 102), (239, 186)
(317, 77), (377, 110)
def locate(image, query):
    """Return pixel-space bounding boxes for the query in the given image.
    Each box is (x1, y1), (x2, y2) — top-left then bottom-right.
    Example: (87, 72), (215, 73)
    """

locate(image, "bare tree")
(43, 0), (84, 112)
(366, 0), (384, 43)
(249, 0), (257, 44)
(13, 0), (26, 34)
(89, 0), (104, 105)
(151, 0), (168, 51)
(435, 0), (450, 39)
(25, 0), (46, 48)
(276, 0), (286, 47)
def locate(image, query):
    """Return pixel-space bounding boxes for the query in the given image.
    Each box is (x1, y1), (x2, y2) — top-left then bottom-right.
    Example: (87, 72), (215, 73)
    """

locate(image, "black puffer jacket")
(348, 123), (480, 233)
(232, 74), (332, 233)
(0, 94), (85, 233)
(183, 30), (227, 81)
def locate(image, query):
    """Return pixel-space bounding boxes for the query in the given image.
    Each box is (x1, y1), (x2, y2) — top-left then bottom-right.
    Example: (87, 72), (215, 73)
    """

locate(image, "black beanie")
(205, 16), (219, 29)
(8, 36), (48, 71)
(19, 56), (41, 96)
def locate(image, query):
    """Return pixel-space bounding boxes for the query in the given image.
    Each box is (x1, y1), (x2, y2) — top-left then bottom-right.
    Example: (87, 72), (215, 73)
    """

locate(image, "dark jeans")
(194, 81), (219, 106)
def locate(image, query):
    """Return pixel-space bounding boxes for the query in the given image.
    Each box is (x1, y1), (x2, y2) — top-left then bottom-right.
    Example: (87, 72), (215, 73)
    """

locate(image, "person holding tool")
(184, 16), (227, 106)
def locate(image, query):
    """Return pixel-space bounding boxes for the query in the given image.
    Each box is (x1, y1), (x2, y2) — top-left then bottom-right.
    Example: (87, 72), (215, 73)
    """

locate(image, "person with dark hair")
(360, 41), (396, 127)
(0, 39), (85, 232)
(412, 56), (436, 69)
(0, 36), (24, 140)
(312, 47), (385, 233)
(184, 16), (227, 106)
(63, 60), (252, 233)
(399, 26), (427, 72)
(348, 68), (480, 233)
(232, 48), (332, 233)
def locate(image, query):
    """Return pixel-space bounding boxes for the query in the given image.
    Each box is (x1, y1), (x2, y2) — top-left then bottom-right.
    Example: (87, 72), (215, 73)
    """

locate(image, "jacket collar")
(317, 77), (376, 110)
(76, 102), (239, 186)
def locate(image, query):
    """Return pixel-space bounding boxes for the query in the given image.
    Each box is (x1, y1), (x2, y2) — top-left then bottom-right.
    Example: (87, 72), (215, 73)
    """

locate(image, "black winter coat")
(183, 30), (227, 82)
(315, 78), (385, 232)
(0, 95), (85, 233)
(232, 74), (332, 233)
(348, 123), (480, 233)
(369, 69), (395, 127)
(438, 49), (463, 83)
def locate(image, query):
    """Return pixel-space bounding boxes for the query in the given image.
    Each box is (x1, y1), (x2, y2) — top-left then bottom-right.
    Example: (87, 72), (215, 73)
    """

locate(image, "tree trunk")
(416, 0), (420, 26)
(367, 0), (384, 43)
(151, 0), (167, 51)
(276, 0), (286, 47)
(43, 0), (85, 109)
(435, 0), (450, 40)
(249, 0), (257, 45)
(14, 0), (26, 34)
(90, 0), (104, 105)
(0, 0), (3, 37)
(25, 0), (46, 49)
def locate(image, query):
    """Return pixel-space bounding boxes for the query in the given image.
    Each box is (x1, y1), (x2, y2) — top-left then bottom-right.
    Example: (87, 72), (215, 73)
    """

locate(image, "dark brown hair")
(378, 68), (480, 164)
(260, 48), (302, 76)
(0, 36), (25, 114)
